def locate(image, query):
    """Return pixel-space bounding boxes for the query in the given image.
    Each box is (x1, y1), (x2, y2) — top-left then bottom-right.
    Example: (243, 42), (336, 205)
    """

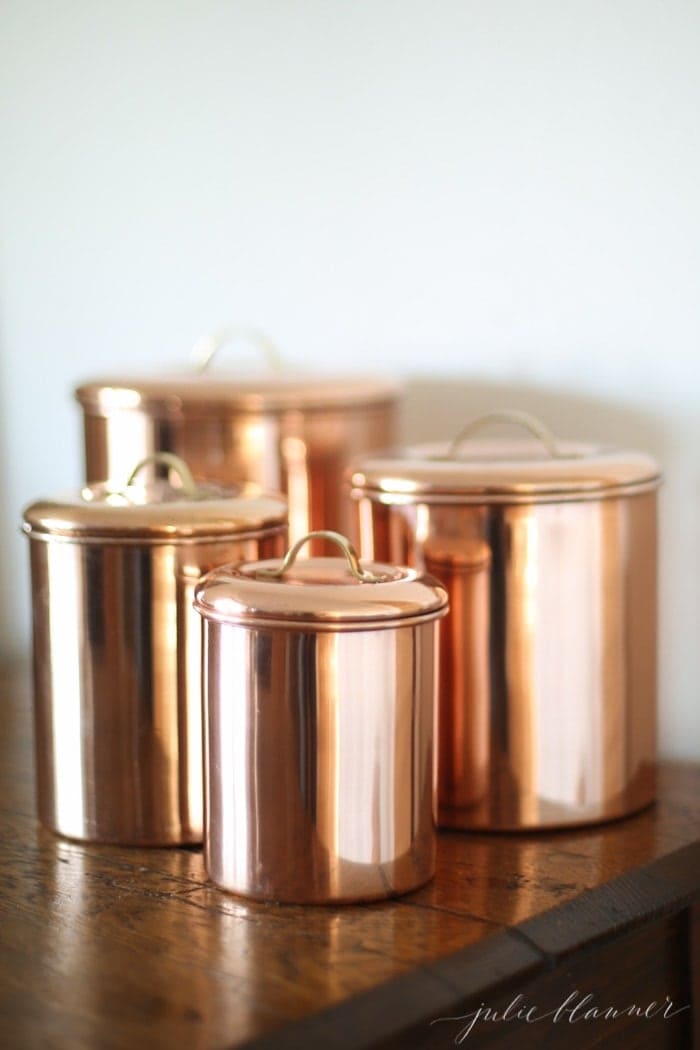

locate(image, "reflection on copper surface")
(79, 391), (397, 545)
(43, 545), (86, 832)
(280, 432), (311, 543)
(202, 620), (439, 903)
(424, 533), (491, 814)
(352, 491), (658, 830)
(27, 529), (286, 846)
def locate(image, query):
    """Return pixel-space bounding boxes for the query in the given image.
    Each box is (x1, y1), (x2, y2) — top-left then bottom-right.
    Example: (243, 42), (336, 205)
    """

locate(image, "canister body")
(202, 619), (438, 902)
(352, 491), (658, 829)
(29, 529), (285, 845)
(81, 401), (396, 542)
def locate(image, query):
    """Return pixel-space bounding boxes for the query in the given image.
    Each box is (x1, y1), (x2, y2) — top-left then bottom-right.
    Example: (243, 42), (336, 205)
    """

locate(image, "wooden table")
(0, 660), (697, 1049)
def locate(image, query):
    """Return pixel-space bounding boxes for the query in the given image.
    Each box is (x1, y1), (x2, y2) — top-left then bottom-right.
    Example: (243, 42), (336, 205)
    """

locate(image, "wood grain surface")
(0, 660), (697, 1049)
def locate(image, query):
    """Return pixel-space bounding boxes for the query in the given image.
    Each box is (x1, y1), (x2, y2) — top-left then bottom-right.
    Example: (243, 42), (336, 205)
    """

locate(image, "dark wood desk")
(0, 661), (697, 1049)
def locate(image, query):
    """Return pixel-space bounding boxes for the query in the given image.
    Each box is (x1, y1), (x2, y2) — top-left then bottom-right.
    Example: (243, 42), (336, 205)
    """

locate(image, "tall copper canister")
(194, 530), (448, 903)
(348, 411), (662, 830)
(75, 346), (399, 545)
(22, 454), (287, 845)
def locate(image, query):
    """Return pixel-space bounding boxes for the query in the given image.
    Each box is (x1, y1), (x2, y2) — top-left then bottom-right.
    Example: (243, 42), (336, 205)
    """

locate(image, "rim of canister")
(22, 454), (288, 544)
(193, 530), (449, 631)
(75, 374), (401, 416)
(348, 412), (662, 505)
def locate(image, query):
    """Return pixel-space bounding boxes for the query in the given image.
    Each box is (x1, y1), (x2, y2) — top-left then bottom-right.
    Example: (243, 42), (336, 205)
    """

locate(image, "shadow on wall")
(399, 376), (668, 461)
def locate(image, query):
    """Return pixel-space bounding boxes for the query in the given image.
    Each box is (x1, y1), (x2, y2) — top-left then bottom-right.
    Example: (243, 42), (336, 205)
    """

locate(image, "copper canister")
(194, 530), (448, 903)
(348, 411), (662, 830)
(22, 453), (287, 846)
(75, 345), (399, 545)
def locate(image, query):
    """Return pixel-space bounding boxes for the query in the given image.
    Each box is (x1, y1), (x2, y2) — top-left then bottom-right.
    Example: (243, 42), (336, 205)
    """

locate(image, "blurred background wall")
(1, 1), (698, 757)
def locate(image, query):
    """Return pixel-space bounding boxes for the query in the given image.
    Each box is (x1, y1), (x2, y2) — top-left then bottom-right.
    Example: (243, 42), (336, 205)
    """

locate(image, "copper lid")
(75, 374), (400, 416)
(194, 531), (449, 630)
(350, 412), (662, 505)
(23, 454), (288, 544)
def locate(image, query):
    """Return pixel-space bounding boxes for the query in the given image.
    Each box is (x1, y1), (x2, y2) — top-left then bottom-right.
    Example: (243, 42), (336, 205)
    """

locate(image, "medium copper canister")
(348, 411), (662, 830)
(194, 530), (448, 903)
(22, 454), (287, 846)
(75, 347), (399, 545)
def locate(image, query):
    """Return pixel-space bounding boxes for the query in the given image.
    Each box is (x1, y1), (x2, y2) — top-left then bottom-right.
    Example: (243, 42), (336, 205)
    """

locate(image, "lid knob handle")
(191, 325), (283, 374)
(125, 452), (200, 498)
(256, 530), (386, 583)
(445, 410), (564, 460)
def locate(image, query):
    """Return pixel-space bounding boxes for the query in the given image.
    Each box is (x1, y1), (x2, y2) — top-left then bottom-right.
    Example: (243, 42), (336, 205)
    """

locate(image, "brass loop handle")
(256, 530), (386, 583)
(125, 453), (200, 498)
(191, 325), (283, 374)
(444, 410), (564, 460)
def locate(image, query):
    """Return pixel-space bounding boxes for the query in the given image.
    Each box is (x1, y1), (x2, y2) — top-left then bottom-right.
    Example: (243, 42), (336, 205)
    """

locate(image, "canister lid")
(194, 531), (449, 630)
(76, 328), (399, 416)
(22, 453), (288, 543)
(349, 412), (662, 504)
(76, 374), (400, 416)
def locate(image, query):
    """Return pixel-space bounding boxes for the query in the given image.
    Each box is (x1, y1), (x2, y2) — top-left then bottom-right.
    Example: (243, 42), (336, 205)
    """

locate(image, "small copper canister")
(348, 412), (662, 831)
(194, 530), (448, 903)
(22, 454), (287, 846)
(75, 341), (399, 545)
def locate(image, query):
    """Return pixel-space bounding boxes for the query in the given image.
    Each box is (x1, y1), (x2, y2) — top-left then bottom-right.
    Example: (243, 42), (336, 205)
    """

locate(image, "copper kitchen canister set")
(22, 341), (662, 904)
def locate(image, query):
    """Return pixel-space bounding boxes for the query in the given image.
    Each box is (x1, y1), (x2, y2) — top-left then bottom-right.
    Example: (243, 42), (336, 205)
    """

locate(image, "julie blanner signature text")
(431, 991), (690, 1043)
